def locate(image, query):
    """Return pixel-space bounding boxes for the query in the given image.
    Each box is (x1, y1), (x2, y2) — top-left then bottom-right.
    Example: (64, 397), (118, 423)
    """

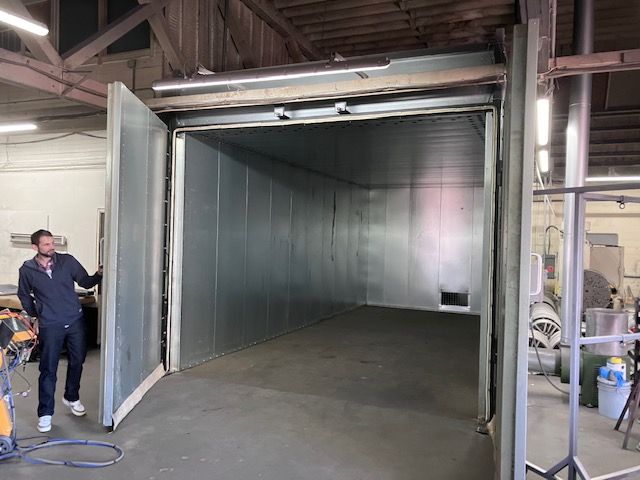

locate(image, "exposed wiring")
(0, 132), (106, 146)
(529, 321), (569, 395)
(9, 439), (124, 467)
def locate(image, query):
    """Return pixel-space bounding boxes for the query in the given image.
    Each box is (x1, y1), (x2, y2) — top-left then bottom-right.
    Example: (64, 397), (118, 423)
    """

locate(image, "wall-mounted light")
(0, 8), (49, 36)
(0, 122), (37, 133)
(537, 148), (549, 173)
(536, 98), (551, 146)
(152, 56), (391, 92)
(586, 176), (640, 182)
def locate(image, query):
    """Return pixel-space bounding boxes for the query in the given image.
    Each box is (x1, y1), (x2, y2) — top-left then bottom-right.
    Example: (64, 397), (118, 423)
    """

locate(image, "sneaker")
(37, 415), (52, 432)
(62, 398), (86, 417)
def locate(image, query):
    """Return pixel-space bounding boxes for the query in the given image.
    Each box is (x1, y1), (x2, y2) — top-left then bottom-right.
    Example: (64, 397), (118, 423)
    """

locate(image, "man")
(17, 229), (102, 433)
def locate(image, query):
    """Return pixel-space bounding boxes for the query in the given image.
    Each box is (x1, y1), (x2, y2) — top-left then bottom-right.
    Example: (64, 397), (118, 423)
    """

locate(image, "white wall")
(531, 192), (640, 298)
(0, 132), (106, 286)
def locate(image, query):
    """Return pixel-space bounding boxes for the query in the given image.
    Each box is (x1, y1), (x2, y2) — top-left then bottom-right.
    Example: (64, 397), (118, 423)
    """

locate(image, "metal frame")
(527, 182), (640, 480)
(99, 82), (122, 425)
(478, 109), (498, 426)
(166, 99), (500, 420)
(167, 133), (185, 373)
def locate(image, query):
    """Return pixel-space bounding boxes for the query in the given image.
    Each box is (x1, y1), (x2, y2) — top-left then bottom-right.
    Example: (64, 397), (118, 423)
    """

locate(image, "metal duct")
(528, 348), (561, 375)
(560, 0), (594, 345)
(584, 308), (629, 356)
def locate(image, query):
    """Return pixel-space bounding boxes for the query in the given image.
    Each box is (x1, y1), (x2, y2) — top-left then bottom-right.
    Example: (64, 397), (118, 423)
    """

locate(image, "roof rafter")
(0, 47), (107, 108)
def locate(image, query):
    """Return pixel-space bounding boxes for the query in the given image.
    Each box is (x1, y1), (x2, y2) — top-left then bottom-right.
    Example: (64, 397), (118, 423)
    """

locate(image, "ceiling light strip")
(152, 57), (391, 92)
(586, 176), (640, 182)
(0, 9), (49, 36)
(0, 123), (38, 133)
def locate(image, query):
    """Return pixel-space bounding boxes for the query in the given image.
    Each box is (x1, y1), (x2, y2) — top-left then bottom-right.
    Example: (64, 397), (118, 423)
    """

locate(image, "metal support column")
(560, 0), (593, 345)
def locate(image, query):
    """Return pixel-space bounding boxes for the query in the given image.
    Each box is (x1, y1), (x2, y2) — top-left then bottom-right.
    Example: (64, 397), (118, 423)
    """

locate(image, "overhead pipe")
(560, 0), (594, 345)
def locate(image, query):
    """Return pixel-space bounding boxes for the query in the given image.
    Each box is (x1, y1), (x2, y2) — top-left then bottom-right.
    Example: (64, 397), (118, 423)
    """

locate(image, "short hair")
(31, 229), (53, 245)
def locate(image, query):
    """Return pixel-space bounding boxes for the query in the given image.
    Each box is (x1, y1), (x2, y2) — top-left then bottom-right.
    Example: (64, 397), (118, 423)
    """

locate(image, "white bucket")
(597, 376), (631, 420)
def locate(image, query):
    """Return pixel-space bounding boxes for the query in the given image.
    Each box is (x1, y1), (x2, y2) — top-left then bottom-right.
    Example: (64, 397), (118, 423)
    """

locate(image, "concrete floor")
(527, 372), (640, 478)
(4, 306), (492, 479)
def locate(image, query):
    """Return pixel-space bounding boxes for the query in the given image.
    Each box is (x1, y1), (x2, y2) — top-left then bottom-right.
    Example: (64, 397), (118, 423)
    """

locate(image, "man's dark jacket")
(18, 253), (101, 327)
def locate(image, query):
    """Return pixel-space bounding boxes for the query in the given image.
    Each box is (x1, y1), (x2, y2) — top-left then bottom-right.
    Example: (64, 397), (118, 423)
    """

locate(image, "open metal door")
(100, 82), (167, 429)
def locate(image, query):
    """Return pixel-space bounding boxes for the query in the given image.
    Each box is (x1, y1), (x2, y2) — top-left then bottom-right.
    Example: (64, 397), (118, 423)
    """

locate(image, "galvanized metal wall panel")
(408, 187), (442, 308)
(179, 137), (367, 368)
(356, 188), (369, 304)
(321, 178), (337, 316)
(334, 185), (350, 312)
(268, 163), (292, 337)
(214, 143), (247, 353)
(366, 189), (386, 304)
(439, 187), (474, 297)
(180, 136), (219, 367)
(244, 151), (272, 344)
(289, 168), (310, 330)
(367, 185), (483, 313)
(470, 187), (485, 313)
(383, 188), (411, 305)
(306, 175), (325, 319)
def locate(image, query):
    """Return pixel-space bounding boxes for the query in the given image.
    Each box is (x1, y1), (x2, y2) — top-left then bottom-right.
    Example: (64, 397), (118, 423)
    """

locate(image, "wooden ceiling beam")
(412, 6), (514, 26)
(307, 20), (410, 42)
(299, 12), (408, 34)
(0, 47), (106, 109)
(315, 29), (418, 49)
(291, 4), (399, 27)
(543, 48), (640, 79)
(238, 0), (322, 60)
(417, 14), (515, 31)
(327, 38), (426, 56)
(282, 0), (393, 18)
(410, 0), (514, 19)
(274, 0), (325, 8)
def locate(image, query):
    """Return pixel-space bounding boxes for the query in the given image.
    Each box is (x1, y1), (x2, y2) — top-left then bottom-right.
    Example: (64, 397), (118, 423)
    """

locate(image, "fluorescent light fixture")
(586, 176), (640, 182)
(0, 122), (37, 133)
(537, 148), (549, 173)
(152, 56), (391, 92)
(0, 9), (49, 36)
(536, 98), (550, 146)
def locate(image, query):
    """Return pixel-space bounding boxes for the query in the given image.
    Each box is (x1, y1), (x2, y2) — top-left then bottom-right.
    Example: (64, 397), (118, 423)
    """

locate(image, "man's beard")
(38, 248), (55, 257)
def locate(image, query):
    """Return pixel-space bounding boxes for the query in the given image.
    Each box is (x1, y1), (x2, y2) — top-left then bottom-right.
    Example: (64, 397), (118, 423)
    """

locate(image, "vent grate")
(440, 291), (470, 307)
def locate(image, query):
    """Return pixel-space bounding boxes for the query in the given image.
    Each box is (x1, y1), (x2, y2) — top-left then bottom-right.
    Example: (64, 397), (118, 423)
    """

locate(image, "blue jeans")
(37, 319), (87, 417)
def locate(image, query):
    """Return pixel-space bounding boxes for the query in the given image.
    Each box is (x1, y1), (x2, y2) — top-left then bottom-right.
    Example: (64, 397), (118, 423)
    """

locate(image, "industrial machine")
(0, 309), (123, 467)
(0, 310), (37, 455)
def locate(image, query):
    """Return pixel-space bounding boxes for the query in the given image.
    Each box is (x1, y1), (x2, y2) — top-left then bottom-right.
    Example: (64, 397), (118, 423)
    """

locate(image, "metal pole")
(568, 192), (585, 479)
(560, 0), (594, 346)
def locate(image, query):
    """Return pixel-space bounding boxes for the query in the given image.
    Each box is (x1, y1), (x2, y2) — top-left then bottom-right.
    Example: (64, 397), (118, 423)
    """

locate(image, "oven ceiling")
(195, 112), (487, 188)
